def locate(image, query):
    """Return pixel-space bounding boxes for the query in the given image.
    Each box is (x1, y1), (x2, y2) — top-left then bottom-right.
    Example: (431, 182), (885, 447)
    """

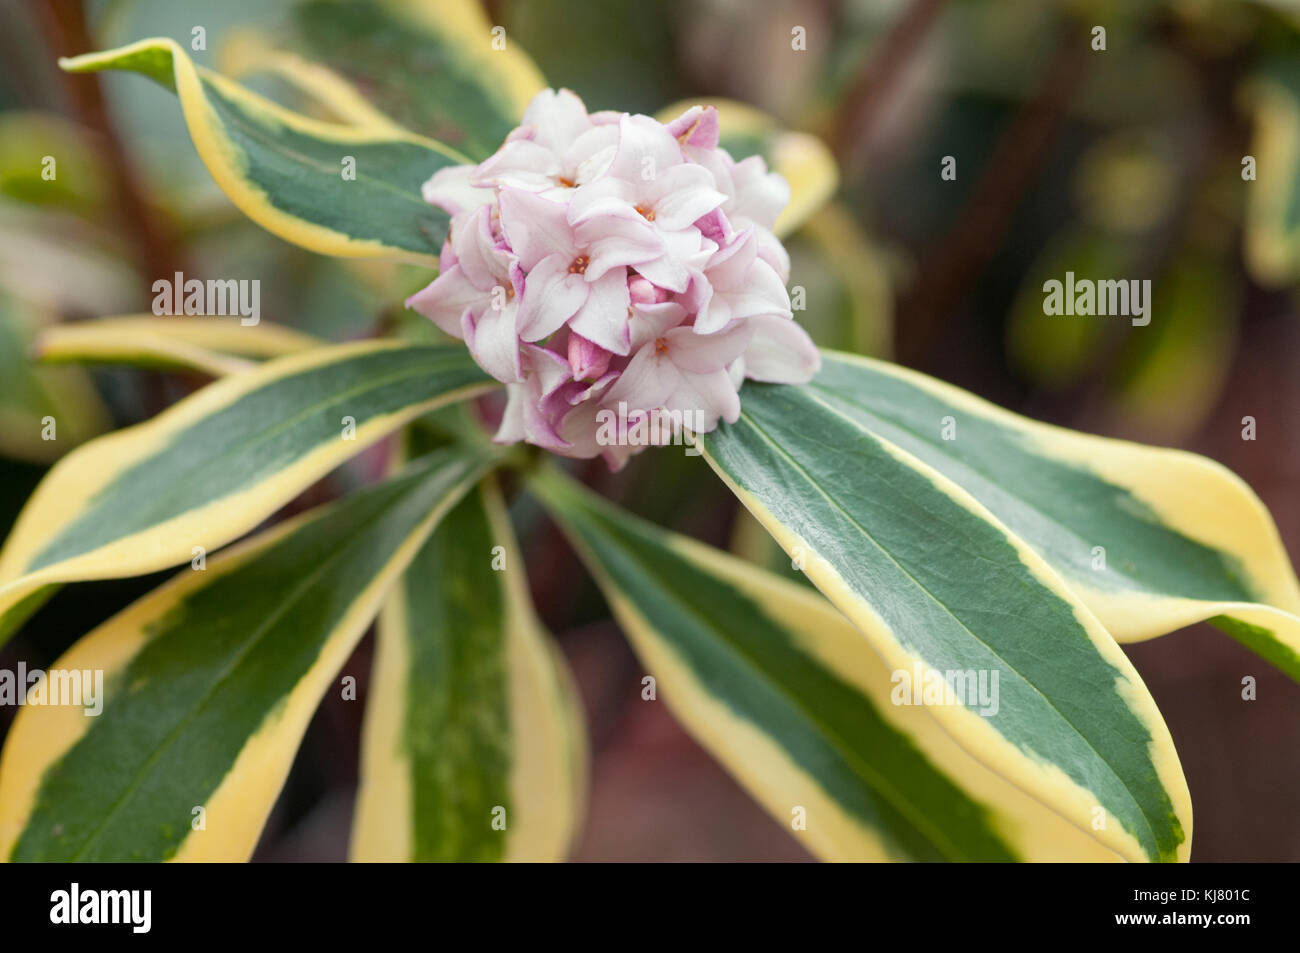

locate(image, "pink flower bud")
(568, 332), (613, 381)
(628, 277), (668, 305)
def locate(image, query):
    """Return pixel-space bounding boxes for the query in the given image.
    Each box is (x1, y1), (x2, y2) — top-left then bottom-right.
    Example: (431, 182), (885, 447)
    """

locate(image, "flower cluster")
(407, 88), (819, 469)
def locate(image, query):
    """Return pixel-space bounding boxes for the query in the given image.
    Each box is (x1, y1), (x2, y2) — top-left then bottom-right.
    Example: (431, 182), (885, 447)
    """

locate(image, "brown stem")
(832, 0), (948, 177)
(897, 27), (1087, 364)
(1069, 21), (1254, 425)
(37, 0), (182, 284)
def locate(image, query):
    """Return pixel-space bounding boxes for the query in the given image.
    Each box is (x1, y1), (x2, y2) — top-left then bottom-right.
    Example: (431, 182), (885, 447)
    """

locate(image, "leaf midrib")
(205, 79), (442, 210)
(620, 539), (992, 862)
(725, 401), (1164, 858)
(550, 486), (998, 863)
(809, 369), (1179, 599)
(65, 484), (409, 861)
(35, 353), (485, 569)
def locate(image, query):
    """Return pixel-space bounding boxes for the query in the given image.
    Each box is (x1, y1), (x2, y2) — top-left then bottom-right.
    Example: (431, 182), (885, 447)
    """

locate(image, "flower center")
(568, 255), (589, 275)
(654, 337), (670, 355)
(635, 204), (656, 221)
(557, 175), (576, 188)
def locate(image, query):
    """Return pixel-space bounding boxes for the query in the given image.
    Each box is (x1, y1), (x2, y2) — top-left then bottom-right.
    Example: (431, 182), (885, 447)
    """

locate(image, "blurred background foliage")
(1, 0), (1298, 861)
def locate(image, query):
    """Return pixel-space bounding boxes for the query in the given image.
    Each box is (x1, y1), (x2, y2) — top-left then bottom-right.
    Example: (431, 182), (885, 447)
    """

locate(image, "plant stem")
(897, 25), (1087, 364)
(37, 0), (182, 283)
(833, 0), (948, 179)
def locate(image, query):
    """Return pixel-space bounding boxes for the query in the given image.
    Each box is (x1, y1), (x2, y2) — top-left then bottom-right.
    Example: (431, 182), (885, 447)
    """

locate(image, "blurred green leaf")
(1107, 247), (1240, 438)
(787, 203), (893, 356)
(503, 0), (682, 116)
(0, 114), (110, 214)
(1007, 228), (1139, 389)
(0, 291), (111, 464)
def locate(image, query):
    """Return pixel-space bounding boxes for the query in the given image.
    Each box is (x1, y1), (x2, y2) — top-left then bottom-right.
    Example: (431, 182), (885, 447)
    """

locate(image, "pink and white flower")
(408, 88), (820, 469)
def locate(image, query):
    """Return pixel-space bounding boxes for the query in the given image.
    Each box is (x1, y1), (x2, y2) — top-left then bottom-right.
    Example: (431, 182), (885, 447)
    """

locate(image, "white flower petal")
(649, 164), (725, 230)
(405, 267), (480, 338)
(517, 254), (588, 341)
(664, 323), (752, 374)
(422, 164), (494, 216)
(499, 188), (579, 269)
(465, 300), (522, 383)
(743, 314), (821, 383)
(569, 268), (633, 355)
(607, 114), (686, 183)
